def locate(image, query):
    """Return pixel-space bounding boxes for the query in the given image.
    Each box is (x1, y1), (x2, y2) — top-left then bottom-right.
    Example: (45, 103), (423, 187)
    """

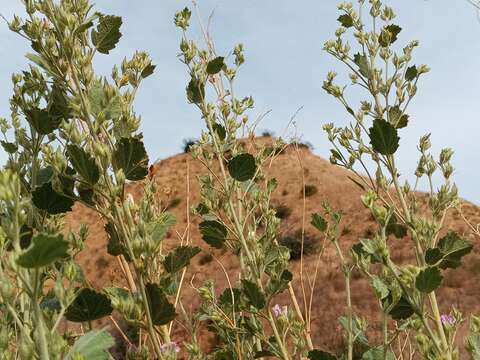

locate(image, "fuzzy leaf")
(369, 118), (400, 155)
(311, 213), (327, 232)
(88, 82), (122, 120)
(337, 14), (354, 28)
(379, 24), (402, 47)
(186, 77), (205, 104)
(163, 246), (201, 273)
(199, 220), (227, 248)
(416, 267), (443, 293)
(430, 231), (473, 269)
(228, 153), (257, 182)
(353, 53), (369, 77)
(25, 108), (61, 135)
(388, 105), (409, 129)
(1, 141), (17, 153)
(206, 56), (225, 75)
(112, 137), (149, 181)
(145, 283), (176, 325)
(387, 295), (414, 320)
(141, 63), (156, 79)
(17, 233), (68, 268)
(67, 145), (100, 185)
(149, 212), (176, 242)
(65, 329), (114, 360)
(32, 181), (74, 214)
(65, 288), (113, 322)
(91, 15), (122, 54)
(241, 279), (266, 310)
(405, 66), (418, 81)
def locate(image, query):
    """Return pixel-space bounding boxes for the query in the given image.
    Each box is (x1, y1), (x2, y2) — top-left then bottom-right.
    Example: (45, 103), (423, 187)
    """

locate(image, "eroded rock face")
(66, 138), (480, 353)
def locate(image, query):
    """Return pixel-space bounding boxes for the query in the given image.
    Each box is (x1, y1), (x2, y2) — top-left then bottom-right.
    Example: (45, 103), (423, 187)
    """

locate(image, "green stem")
(33, 269), (50, 360)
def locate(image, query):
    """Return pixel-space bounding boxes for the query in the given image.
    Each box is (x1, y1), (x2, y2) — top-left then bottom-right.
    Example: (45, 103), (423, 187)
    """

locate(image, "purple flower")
(272, 304), (288, 317)
(440, 314), (455, 326)
(160, 341), (180, 354)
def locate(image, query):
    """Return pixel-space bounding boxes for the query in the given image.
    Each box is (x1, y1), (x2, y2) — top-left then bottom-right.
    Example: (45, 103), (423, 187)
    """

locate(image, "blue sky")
(1, 1), (479, 202)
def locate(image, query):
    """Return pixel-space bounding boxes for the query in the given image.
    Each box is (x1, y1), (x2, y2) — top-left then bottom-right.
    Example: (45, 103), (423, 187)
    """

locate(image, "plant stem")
(33, 269), (50, 360)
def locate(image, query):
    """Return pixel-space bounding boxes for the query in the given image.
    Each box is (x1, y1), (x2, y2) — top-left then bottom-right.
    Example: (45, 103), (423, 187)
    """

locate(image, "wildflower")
(160, 341), (180, 354)
(272, 304), (288, 317)
(440, 314), (455, 326)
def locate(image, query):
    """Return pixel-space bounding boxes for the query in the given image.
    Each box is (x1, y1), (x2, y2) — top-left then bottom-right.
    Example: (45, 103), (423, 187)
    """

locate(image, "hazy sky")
(1, 1), (479, 202)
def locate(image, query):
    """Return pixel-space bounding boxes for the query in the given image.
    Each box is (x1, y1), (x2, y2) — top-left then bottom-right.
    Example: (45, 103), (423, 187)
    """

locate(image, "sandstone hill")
(64, 136), (480, 355)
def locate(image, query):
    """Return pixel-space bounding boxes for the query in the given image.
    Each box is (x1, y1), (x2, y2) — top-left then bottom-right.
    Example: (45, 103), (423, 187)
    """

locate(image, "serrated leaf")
(386, 295), (414, 320)
(1, 141), (17, 154)
(266, 269), (293, 297)
(25, 107), (61, 135)
(163, 246), (201, 273)
(371, 276), (389, 300)
(211, 122), (226, 140)
(379, 24), (402, 47)
(65, 288), (113, 322)
(105, 222), (130, 260)
(17, 233), (68, 268)
(353, 53), (369, 77)
(337, 14), (354, 28)
(311, 213), (327, 232)
(145, 283), (176, 325)
(199, 220), (227, 248)
(149, 212), (176, 243)
(65, 329), (115, 360)
(228, 153), (257, 182)
(186, 77), (205, 104)
(32, 181), (74, 214)
(112, 137), (149, 181)
(405, 66), (418, 81)
(434, 231), (473, 269)
(241, 279), (265, 309)
(88, 81), (122, 120)
(369, 118), (400, 155)
(416, 267), (443, 293)
(308, 350), (337, 360)
(91, 15), (122, 54)
(141, 63), (156, 79)
(206, 56), (225, 75)
(388, 105), (409, 129)
(67, 145), (100, 185)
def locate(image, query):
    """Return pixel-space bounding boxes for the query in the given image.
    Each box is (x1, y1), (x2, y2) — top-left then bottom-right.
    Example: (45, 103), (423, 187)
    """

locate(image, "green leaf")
(141, 63), (156, 79)
(199, 220), (227, 248)
(337, 14), (354, 28)
(186, 77), (205, 104)
(361, 346), (395, 360)
(149, 212), (176, 243)
(353, 53), (369, 77)
(37, 166), (54, 186)
(32, 181), (74, 214)
(266, 269), (293, 297)
(67, 145), (100, 185)
(91, 15), (122, 54)
(105, 222), (130, 260)
(25, 108), (60, 135)
(219, 287), (242, 312)
(65, 329), (115, 360)
(386, 215), (407, 238)
(428, 231), (473, 269)
(88, 81), (122, 120)
(228, 153), (257, 182)
(145, 283), (176, 325)
(211, 122), (226, 140)
(241, 279), (266, 309)
(379, 24), (402, 47)
(112, 137), (149, 181)
(368, 118), (400, 155)
(163, 246), (201, 273)
(339, 316), (369, 346)
(17, 233), (68, 268)
(416, 267), (443, 293)
(311, 213), (327, 232)
(65, 288), (113, 322)
(1, 141), (17, 154)
(308, 350), (337, 360)
(387, 295), (414, 320)
(206, 56), (225, 75)
(405, 66), (418, 81)
(388, 105), (409, 129)
(371, 276), (389, 300)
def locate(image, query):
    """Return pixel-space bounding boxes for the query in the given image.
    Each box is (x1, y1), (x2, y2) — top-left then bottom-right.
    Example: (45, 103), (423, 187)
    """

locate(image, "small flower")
(272, 304), (288, 317)
(440, 314), (455, 326)
(160, 341), (180, 354)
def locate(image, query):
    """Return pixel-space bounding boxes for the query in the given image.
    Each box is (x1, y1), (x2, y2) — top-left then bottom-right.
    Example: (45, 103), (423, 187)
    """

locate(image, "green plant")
(313, 0), (477, 359)
(0, 1), (197, 358)
(303, 184), (318, 198)
(274, 204), (292, 219)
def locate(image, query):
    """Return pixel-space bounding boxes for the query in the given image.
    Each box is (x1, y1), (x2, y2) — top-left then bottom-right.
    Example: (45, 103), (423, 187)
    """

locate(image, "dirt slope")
(64, 136), (480, 354)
